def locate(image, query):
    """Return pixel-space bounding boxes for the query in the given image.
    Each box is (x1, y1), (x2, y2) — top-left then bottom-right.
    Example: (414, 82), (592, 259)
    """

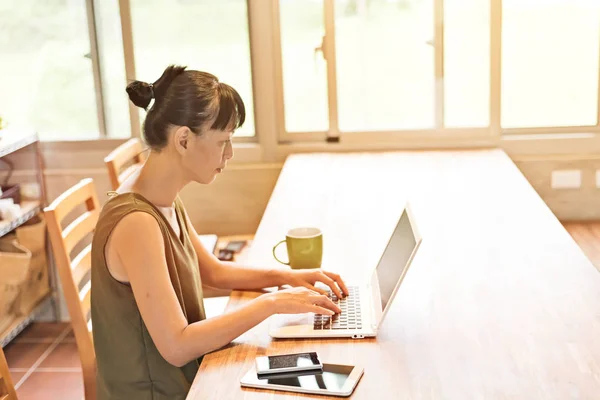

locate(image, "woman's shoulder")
(97, 191), (162, 225)
(93, 192), (166, 248)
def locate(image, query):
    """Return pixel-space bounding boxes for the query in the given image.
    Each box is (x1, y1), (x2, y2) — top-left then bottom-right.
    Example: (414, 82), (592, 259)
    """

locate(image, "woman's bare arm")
(109, 212), (338, 367)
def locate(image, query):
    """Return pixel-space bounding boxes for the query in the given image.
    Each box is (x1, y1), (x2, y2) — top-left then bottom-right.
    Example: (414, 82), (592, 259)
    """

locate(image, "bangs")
(210, 83), (246, 132)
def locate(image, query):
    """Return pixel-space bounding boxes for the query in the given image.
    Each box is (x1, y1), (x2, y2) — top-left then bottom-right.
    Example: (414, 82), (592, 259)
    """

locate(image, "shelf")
(0, 201), (41, 237)
(0, 129), (37, 158)
(0, 293), (53, 348)
(0, 129), (56, 349)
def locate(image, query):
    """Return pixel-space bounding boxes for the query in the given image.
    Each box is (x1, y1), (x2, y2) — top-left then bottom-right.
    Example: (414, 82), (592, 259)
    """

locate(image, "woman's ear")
(173, 126), (190, 154)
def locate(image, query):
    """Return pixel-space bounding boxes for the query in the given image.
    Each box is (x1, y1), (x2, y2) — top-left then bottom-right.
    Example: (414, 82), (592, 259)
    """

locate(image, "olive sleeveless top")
(91, 192), (206, 399)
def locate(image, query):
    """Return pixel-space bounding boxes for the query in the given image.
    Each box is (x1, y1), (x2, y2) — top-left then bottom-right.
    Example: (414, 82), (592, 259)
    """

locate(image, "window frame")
(41, 0), (600, 162)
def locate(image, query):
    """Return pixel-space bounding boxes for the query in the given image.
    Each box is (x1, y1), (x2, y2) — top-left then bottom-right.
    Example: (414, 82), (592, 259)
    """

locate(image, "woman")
(90, 65), (348, 399)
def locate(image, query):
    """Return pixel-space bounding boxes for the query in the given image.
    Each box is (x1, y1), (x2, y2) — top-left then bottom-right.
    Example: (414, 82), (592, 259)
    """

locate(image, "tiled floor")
(5, 322), (83, 399)
(4, 225), (600, 399)
(5, 304), (230, 400)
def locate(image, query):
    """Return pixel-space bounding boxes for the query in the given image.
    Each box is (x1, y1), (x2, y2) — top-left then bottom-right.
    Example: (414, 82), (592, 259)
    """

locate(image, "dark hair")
(125, 65), (245, 150)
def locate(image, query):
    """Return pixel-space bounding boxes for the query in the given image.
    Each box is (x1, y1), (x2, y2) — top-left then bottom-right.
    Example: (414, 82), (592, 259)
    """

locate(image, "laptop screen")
(375, 209), (417, 312)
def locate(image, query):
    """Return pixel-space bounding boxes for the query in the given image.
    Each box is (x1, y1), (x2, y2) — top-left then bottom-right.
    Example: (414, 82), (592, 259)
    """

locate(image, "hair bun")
(126, 80), (154, 110)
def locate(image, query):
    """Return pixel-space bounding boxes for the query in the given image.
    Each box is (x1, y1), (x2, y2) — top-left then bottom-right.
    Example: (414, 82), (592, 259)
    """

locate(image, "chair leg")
(82, 367), (97, 400)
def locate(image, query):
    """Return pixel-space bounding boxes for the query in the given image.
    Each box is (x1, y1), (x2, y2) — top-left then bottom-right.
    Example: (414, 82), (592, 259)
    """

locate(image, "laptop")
(269, 203), (422, 339)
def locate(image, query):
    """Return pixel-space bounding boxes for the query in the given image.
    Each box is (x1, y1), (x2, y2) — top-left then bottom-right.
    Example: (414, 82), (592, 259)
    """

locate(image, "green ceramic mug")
(272, 227), (323, 269)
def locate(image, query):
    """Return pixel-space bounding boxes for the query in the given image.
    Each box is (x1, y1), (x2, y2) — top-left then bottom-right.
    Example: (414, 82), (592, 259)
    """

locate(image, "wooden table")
(188, 149), (600, 399)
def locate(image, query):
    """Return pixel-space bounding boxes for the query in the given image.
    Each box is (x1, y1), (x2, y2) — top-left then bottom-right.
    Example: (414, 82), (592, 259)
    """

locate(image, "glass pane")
(280, 0), (329, 132)
(502, 0), (600, 128)
(444, 0), (490, 127)
(336, 0), (435, 131)
(0, 1), (99, 140)
(130, 0), (255, 137)
(94, 0), (131, 139)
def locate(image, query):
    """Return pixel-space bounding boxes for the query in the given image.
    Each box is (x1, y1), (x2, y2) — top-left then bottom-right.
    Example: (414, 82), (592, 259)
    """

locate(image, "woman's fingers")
(309, 304), (335, 315)
(322, 271), (349, 296)
(303, 283), (328, 296)
(316, 274), (343, 299)
(310, 294), (341, 314)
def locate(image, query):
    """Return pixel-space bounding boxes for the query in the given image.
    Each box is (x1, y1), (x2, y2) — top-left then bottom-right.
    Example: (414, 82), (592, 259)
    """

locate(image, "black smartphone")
(217, 249), (234, 261)
(255, 352), (323, 376)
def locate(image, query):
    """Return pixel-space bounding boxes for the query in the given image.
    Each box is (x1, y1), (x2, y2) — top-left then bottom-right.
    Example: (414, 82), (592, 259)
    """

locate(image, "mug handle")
(272, 240), (290, 265)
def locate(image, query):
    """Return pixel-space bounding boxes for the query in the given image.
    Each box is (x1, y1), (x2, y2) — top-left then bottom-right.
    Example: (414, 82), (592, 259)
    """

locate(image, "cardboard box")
(0, 214), (51, 322)
(0, 240), (31, 333)
(14, 215), (50, 315)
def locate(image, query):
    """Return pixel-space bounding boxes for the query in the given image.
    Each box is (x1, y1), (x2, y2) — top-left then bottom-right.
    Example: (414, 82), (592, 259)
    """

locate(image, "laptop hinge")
(370, 314), (379, 332)
(367, 277), (382, 332)
(365, 287), (379, 332)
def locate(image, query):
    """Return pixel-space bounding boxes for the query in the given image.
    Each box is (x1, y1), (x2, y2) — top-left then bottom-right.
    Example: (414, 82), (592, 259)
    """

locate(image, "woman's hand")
(262, 287), (342, 315)
(282, 269), (349, 299)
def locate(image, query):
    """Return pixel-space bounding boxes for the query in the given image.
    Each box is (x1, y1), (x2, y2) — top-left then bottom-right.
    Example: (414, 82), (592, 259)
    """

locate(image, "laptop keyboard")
(313, 286), (362, 330)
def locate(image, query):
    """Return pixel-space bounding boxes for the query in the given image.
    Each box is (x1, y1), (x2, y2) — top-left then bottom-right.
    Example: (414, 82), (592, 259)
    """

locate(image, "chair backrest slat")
(44, 178), (98, 400)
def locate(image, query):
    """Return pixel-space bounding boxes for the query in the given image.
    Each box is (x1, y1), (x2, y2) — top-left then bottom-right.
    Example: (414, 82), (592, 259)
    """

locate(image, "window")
(502, 0), (600, 128)
(277, 0), (494, 134)
(280, 0), (329, 132)
(129, 0), (255, 137)
(94, 0), (131, 139)
(444, 0), (490, 128)
(336, 0), (435, 131)
(3, 0), (600, 151)
(0, 1), (99, 140)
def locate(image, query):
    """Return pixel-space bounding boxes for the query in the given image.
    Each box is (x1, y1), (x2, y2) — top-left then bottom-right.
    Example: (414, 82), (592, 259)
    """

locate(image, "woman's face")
(178, 127), (234, 184)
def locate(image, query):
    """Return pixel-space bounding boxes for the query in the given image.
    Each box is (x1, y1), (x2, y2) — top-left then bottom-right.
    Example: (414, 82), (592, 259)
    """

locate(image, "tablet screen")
(249, 364), (355, 391)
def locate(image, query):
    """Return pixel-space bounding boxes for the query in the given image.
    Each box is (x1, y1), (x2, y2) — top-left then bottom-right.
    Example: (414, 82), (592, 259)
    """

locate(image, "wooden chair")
(44, 179), (98, 400)
(0, 345), (18, 400)
(104, 138), (146, 190)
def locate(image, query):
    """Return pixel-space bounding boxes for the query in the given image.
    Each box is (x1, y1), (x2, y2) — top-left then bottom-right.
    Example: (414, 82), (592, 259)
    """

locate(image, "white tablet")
(240, 363), (364, 397)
